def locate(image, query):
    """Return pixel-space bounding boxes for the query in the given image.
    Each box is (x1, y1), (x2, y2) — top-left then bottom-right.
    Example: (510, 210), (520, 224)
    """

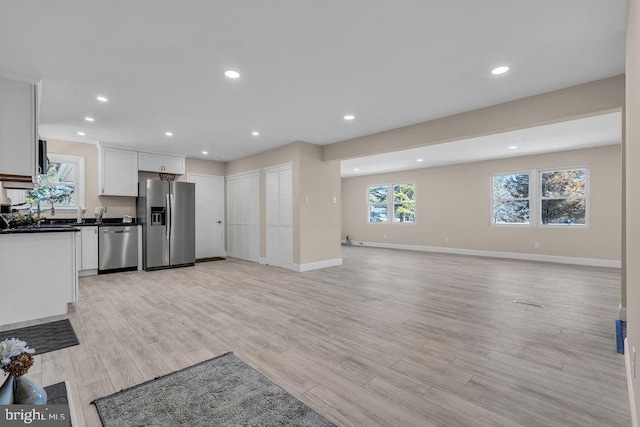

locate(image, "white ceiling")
(0, 1), (627, 162)
(340, 112), (622, 177)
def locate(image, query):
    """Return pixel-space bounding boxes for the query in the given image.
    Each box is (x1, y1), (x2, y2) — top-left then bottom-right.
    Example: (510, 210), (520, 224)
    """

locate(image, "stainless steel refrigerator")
(137, 180), (195, 270)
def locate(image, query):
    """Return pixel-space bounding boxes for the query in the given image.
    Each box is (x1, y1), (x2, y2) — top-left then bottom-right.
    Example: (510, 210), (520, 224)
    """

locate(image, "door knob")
(216, 221), (222, 224)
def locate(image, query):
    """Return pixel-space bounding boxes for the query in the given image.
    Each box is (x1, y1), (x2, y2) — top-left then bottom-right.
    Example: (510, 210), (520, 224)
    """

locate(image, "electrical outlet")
(333, 196), (337, 204)
(534, 242), (540, 249)
(445, 237), (450, 243)
(383, 234), (387, 239)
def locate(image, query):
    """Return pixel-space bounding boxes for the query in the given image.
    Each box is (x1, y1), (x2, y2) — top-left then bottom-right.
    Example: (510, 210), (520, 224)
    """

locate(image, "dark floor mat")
(0, 319), (79, 355)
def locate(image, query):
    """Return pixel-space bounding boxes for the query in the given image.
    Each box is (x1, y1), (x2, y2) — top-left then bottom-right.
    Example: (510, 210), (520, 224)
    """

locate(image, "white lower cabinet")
(80, 226), (99, 275)
(0, 232), (77, 325)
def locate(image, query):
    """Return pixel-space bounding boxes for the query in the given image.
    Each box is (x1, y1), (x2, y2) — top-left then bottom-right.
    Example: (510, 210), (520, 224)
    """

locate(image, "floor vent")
(196, 257), (226, 263)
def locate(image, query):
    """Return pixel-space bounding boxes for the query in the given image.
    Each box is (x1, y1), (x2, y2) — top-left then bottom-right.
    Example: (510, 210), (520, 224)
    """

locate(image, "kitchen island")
(0, 227), (78, 326)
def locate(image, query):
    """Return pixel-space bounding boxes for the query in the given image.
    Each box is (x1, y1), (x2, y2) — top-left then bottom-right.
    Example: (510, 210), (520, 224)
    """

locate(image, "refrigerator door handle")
(170, 193), (176, 238)
(166, 193), (171, 240)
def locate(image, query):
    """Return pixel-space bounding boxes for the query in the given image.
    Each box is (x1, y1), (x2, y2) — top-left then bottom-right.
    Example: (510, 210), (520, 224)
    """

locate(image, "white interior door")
(188, 173), (224, 259)
(266, 163), (293, 269)
(226, 170), (259, 262)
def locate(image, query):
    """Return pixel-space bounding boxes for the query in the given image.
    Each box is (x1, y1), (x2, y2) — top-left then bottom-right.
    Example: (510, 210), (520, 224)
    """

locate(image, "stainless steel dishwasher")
(99, 226), (138, 273)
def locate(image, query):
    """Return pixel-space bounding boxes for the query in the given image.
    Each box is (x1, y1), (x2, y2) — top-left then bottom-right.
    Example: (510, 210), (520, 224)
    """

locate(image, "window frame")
(538, 165), (589, 228)
(490, 170), (532, 227)
(366, 181), (417, 225)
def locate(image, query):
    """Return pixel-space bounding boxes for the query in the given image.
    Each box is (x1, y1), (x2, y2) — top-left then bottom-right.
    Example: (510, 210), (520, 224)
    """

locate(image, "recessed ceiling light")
(508, 146), (518, 150)
(84, 117), (95, 122)
(252, 131), (260, 136)
(77, 131), (85, 136)
(417, 158), (424, 162)
(492, 66), (510, 75)
(344, 115), (355, 121)
(96, 96), (108, 103)
(165, 131), (173, 137)
(225, 70), (240, 79)
(202, 151), (208, 155)
(354, 168), (360, 172)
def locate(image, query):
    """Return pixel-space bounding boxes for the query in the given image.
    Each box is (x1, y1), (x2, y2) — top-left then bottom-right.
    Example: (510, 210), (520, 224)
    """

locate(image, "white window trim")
(538, 165), (589, 228)
(366, 181), (417, 225)
(489, 166), (589, 228)
(490, 170), (532, 227)
(47, 153), (85, 211)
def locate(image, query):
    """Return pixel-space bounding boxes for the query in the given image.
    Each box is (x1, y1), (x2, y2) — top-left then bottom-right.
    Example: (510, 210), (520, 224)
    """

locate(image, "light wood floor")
(2, 246), (630, 426)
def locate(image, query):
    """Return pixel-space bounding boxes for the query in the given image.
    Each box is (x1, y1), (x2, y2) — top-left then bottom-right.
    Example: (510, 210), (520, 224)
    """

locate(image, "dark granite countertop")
(0, 218), (138, 234)
(0, 225), (79, 234)
(45, 218), (137, 227)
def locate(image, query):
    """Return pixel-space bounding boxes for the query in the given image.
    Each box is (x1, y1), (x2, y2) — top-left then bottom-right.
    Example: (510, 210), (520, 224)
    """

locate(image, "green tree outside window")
(368, 182), (415, 223)
(26, 161), (75, 208)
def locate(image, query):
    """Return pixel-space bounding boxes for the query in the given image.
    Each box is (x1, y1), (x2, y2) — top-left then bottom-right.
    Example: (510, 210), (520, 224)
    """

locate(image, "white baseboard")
(258, 257), (267, 265)
(626, 338), (638, 427)
(355, 241), (621, 268)
(293, 258), (343, 272)
(620, 305), (628, 322)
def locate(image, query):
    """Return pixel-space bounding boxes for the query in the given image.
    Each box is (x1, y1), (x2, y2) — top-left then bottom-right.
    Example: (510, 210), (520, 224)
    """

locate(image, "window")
(490, 166), (588, 227)
(539, 167), (587, 226)
(491, 172), (530, 225)
(368, 185), (388, 223)
(393, 183), (416, 223)
(9, 154), (85, 212)
(368, 182), (415, 223)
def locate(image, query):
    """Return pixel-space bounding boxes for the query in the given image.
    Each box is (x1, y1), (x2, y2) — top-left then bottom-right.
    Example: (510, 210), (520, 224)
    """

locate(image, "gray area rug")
(44, 382), (68, 405)
(44, 382), (72, 426)
(93, 352), (335, 427)
(0, 319), (79, 355)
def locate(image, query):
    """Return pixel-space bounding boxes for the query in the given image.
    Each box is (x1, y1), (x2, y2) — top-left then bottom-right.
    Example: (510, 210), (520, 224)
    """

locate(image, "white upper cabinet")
(0, 75), (37, 183)
(138, 152), (185, 174)
(99, 145), (139, 196)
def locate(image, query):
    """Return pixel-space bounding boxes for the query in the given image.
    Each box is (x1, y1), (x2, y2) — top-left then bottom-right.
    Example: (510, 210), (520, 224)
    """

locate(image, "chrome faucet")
(95, 206), (108, 223)
(33, 197), (55, 223)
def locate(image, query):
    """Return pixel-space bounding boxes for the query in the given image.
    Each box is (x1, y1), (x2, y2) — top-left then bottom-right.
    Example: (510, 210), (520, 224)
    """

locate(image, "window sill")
(538, 224), (589, 229)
